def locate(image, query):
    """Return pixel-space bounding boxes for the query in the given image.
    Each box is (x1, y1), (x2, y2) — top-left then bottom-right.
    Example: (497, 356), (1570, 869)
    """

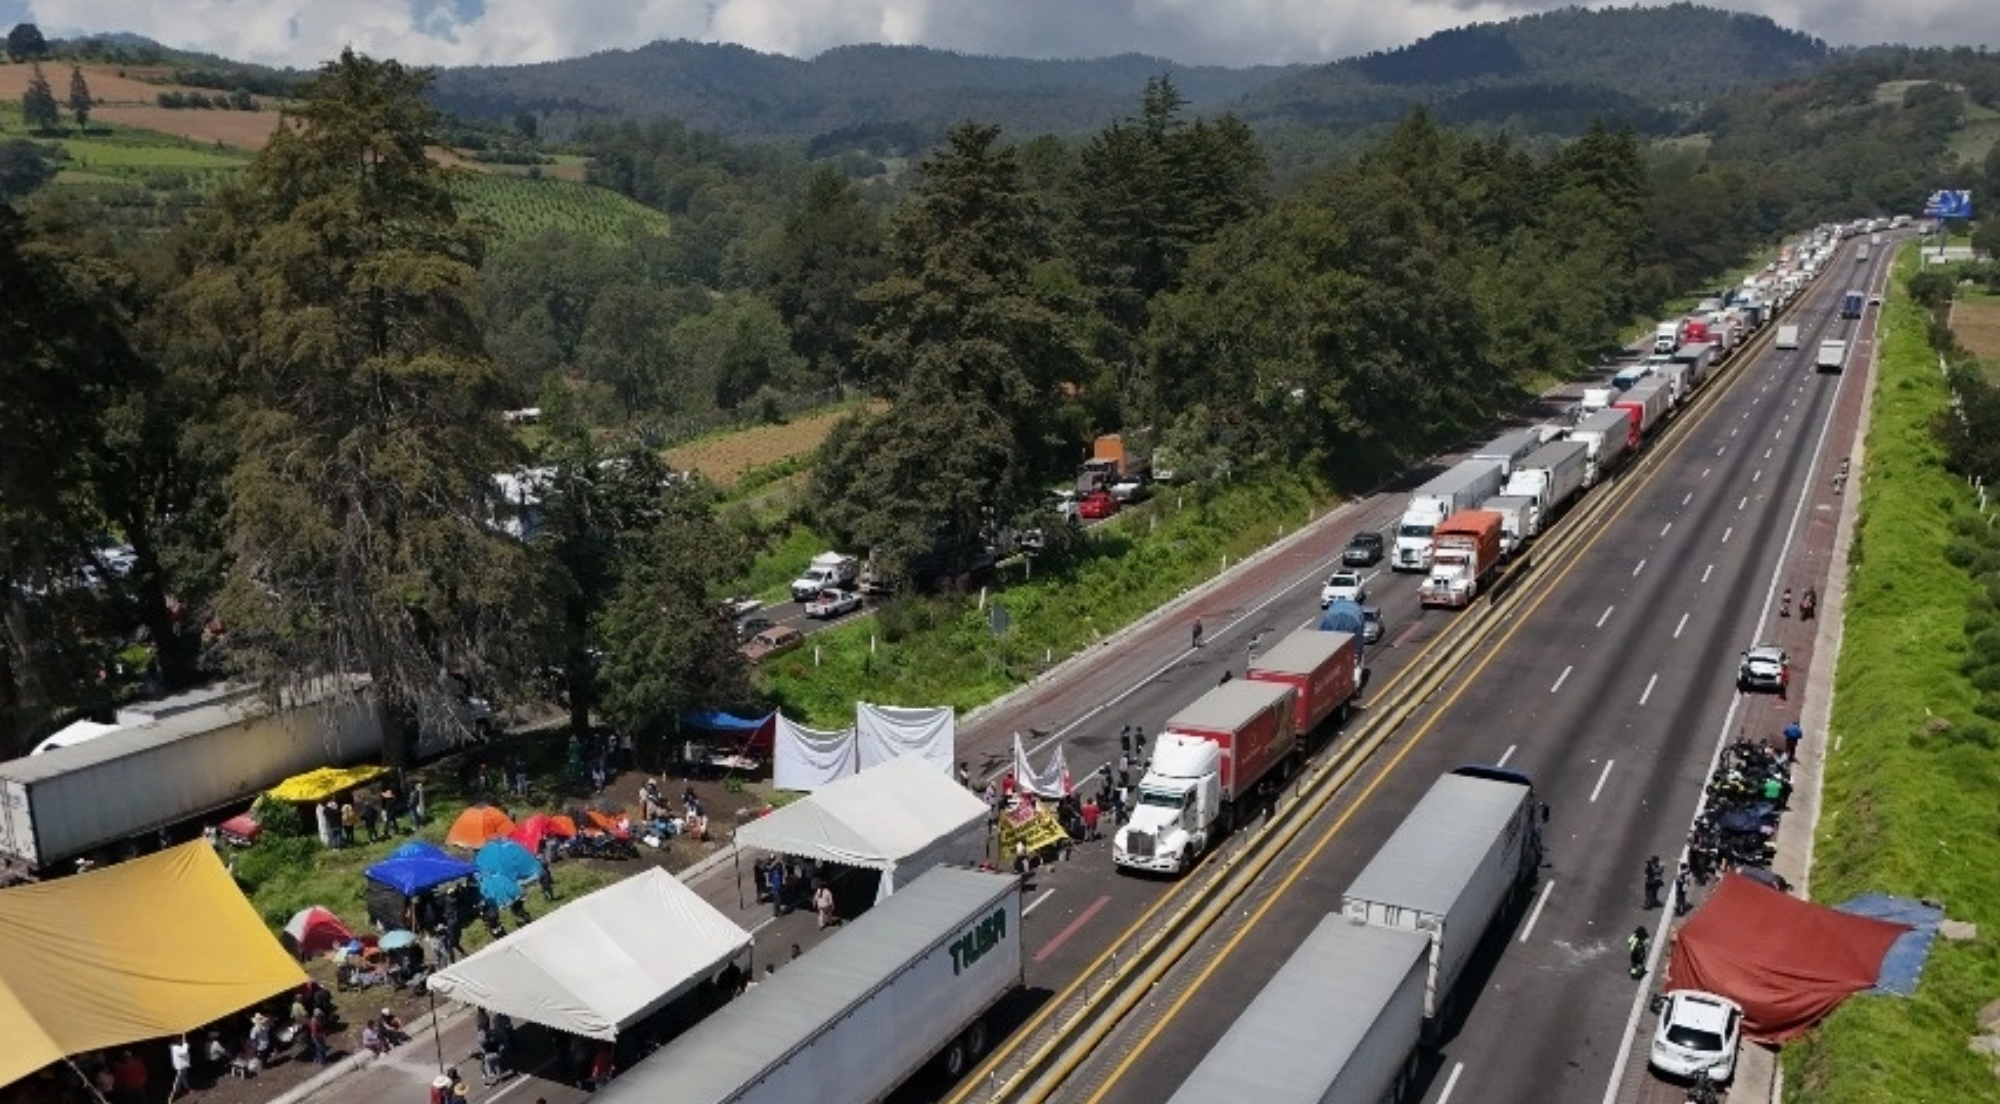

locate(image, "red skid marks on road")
(1391, 619), (1425, 648)
(1034, 894), (1112, 962)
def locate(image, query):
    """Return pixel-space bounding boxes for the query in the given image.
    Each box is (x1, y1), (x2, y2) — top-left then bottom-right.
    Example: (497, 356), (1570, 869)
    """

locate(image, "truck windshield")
(1137, 788), (1185, 809)
(1398, 523), (1434, 539)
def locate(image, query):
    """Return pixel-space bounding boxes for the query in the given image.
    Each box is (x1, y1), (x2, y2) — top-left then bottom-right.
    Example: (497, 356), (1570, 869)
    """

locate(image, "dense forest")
(3, 11), (1999, 760)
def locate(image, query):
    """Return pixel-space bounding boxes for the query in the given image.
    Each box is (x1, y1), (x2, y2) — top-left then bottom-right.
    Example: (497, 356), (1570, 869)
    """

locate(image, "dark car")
(1342, 531), (1385, 566)
(735, 616), (775, 644)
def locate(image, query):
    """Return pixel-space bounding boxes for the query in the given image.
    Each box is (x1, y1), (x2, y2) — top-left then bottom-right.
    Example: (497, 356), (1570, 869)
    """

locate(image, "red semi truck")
(1420, 510), (1504, 609)
(1246, 630), (1363, 736)
(1112, 679), (1297, 876)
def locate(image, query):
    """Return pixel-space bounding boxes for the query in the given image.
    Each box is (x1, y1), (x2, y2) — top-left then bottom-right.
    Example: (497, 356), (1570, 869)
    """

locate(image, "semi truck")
(1162, 916), (1433, 1104)
(1471, 428), (1544, 479)
(1419, 510), (1503, 609)
(791, 552), (861, 601)
(1479, 494), (1536, 558)
(1816, 339), (1847, 373)
(1570, 407), (1634, 486)
(1341, 766), (1548, 1040)
(1501, 439), (1589, 534)
(1775, 324), (1801, 350)
(591, 867), (1022, 1104)
(1857, 244), (1871, 263)
(1392, 460), (1504, 572)
(1245, 630), (1363, 738)
(1651, 321), (1680, 355)
(1114, 679), (1297, 876)
(1842, 290), (1865, 319)
(1076, 434), (1150, 499)
(0, 681), (388, 874)
(1610, 377), (1670, 442)
(1669, 342), (1716, 387)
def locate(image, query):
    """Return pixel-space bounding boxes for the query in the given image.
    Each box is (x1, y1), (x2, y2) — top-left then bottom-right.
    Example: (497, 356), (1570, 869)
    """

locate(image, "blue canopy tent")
(682, 710), (777, 758)
(365, 843), (478, 896)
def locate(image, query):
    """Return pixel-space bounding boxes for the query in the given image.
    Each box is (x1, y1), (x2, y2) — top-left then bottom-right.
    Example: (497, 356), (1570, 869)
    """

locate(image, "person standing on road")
(1644, 856), (1665, 910)
(1783, 720), (1804, 764)
(1192, 618), (1204, 648)
(1628, 926), (1651, 979)
(1674, 863), (1693, 917)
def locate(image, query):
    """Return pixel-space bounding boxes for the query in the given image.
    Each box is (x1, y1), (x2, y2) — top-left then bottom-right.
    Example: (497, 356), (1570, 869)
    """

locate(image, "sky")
(0, 0), (1991, 71)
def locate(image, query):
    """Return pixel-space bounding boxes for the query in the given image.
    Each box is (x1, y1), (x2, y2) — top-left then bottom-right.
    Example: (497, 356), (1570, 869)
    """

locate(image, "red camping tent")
(510, 813), (575, 856)
(1668, 873), (1909, 1043)
(281, 906), (355, 960)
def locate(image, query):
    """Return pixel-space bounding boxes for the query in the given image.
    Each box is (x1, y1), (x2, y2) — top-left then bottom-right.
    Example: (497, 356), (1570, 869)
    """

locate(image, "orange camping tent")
(445, 805), (516, 849)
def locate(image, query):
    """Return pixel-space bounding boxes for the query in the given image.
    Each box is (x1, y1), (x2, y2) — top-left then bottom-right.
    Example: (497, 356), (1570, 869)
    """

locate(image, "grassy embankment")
(1787, 246), (2000, 1100)
(762, 472), (1333, 727)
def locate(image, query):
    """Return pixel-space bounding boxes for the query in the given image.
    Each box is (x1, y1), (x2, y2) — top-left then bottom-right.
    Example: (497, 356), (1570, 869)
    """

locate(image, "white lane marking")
(1674, 613), (1689, 639)
(1660, 522), (1673, 537)
(1597, 605), (1615, 628)
(1023, 888), (1058, 917)
(1716, 446), (1726, 457)
(1518, 880), (1557, 945)
(749, 916), (778, 936)
(1437, 1063), (1466, 1104)
(1764, 447), (1773, 460)
(1722, 526), (1733, 543)
(1774, 428), (1784, 440)
(1701, 563), (1714, 584)
(1632, 559), (1647, 578)
(1496, 744), (1516, 768)
(1551, 666), (1572, 694)
(1682, 491), (1692, 506)
(1738, 496), (1749, 510)
(1590, 759), (1616, 802)
(1639, 674), (1658, 706)
(1731, 427), (1739, 437)
(1701, 467), (1711, 479)
(1752, 469), (1762, 483)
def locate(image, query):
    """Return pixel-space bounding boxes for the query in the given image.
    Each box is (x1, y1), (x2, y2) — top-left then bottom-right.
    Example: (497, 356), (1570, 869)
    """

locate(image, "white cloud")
(19, 0), (1999, 70)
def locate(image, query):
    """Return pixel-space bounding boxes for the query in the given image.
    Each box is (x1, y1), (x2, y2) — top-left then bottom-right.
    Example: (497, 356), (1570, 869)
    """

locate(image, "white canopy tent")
(735, 754), (989, 901)
(426, 868), (750, 1039)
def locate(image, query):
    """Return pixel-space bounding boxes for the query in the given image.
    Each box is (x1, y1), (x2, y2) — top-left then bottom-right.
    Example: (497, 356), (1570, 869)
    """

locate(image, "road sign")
(1924, 189), (1973, 219)
(989, 603), (1011, 637)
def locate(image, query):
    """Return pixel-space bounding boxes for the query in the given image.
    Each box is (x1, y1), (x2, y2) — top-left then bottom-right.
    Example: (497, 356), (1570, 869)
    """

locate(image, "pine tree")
(67, 66), (92, 129)
(21, 62), (60, 132)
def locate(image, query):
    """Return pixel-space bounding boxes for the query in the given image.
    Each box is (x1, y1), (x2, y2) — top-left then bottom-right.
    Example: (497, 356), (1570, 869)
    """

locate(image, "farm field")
(1952, 296), (2000, 361)
(667, 404), (861, 488)
(452, 171), (668, 246)
(0, 60), (284, 149)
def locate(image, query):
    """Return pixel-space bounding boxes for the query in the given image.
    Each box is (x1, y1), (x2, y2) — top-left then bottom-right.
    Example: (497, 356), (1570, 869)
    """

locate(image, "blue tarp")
(1835, 893), (1943, 996)
(683, 710), (773, 732)
(1319, 600), (1365, 637)
(478, 871), (523, 907)
(475, 839), (541, 882)
(365, 843), (477, 896)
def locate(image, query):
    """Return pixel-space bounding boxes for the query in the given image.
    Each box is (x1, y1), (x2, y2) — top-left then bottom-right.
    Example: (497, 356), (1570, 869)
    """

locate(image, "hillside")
(424, 4), (1828, 151)
(1239, 4), (1829, 136)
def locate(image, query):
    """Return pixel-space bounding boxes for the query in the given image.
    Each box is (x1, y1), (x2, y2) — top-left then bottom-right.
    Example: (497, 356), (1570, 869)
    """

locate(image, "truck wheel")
(941, 1038), (969, 1081)
(965, 1018), (990, 1059)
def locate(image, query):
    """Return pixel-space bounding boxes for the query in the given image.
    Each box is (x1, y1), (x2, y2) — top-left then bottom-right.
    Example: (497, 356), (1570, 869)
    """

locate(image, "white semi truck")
(592, 867), (1023, 1104)
(1391, 459), (1503, 572)
(1114, 679), (1299, 876)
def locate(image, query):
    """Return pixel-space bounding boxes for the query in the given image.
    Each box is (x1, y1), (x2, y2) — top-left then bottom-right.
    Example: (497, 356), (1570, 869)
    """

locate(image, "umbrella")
(379, 929), (418, 951)
(478, 871), (523, 907)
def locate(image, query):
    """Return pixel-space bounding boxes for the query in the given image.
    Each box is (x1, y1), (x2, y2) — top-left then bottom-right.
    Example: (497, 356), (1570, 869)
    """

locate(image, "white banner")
(855, 702), (955, 775)
(1012, 732), (1072, 798)
(772, 715), (858, 792)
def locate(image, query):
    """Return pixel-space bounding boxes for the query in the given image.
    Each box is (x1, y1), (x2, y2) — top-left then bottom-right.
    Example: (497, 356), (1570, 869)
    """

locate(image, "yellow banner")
(999, 810), (1070, 854)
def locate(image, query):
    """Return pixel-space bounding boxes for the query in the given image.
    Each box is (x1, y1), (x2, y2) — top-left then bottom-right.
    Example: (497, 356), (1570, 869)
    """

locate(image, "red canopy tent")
(1668, 873), (1909, 1043)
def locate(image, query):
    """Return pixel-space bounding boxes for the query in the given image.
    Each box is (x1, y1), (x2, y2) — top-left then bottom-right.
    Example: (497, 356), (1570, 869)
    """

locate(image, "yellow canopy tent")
(0, 842), (307, 1088)
(266, 764), (387, 803)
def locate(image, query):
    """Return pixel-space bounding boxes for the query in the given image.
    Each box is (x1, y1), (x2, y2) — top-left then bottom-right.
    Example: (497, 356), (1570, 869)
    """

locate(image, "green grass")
(1785, 244), (2000, 1101)
(730, 522), (834, 604)
(760, 471), (1332, 727)
(451, 172), (670, 247)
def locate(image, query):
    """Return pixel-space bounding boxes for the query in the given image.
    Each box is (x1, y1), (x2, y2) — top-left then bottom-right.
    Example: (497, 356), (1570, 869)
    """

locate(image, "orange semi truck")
(1419, 510), (1504, 609)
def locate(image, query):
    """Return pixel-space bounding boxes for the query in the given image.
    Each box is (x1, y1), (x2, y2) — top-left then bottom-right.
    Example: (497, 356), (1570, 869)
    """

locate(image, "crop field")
(1950, 296), (2000, 361)
(0, 60), (285, 150)
(451, 171), (669, 246)
(667, 404), (862, 487)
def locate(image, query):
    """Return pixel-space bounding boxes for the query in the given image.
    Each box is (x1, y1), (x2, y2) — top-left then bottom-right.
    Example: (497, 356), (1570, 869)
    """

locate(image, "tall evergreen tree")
(761, 167), (886, 388)
(67, 66), (92, 128)
(21, 62), (60, 132)
(174, 49), (530, 752)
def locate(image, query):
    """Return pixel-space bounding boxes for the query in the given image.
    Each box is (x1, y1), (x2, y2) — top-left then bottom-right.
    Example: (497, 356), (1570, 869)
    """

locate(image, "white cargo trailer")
(1392, 460), (1504, 572)
(1471, 428), (1545, 478)
(1501, 439), (1590, 533)
(594, 867), (1023, 1104)
(0, 682), (385, 872)
(1163, 917), (1432, 1104)
(1569, 407), (1634, 487)
(1341, 766), (1546, 1040)
(1479, 494), (1537, 557)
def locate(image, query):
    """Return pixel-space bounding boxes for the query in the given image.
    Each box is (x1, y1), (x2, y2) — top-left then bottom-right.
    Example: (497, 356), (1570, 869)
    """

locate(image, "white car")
(1320, 570), (1367, 608)
(1650, 990), (1742, 1083)
(805, 589), (862, 619)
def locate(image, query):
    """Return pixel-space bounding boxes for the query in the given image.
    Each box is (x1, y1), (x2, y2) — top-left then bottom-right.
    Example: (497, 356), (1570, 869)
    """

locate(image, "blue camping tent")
(365, 842), (478, 895)
(478, 871), (524, 907)
(475, 839), (541, 883)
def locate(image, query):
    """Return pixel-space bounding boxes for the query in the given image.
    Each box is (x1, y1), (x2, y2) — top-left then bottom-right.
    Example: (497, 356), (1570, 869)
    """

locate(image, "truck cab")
(1112, 735), (1222, 875)
(1393, 511), (1443, 571)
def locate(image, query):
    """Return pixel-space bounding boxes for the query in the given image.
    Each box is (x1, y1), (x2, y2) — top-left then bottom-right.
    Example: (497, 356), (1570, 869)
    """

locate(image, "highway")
(1004, 237), (1897, 1104)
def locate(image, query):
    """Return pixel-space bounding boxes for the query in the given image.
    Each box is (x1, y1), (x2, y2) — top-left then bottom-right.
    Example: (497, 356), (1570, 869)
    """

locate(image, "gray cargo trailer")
(1164, 917), (1431, 1104)
(1341, 767), (1545, 1040)
(1471, 428), (1544, 479)
(593, 867), (1023, 1104)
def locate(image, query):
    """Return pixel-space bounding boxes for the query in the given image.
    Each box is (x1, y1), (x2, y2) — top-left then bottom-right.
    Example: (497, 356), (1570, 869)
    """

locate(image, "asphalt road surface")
(1041, 237), (1894, 1104)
